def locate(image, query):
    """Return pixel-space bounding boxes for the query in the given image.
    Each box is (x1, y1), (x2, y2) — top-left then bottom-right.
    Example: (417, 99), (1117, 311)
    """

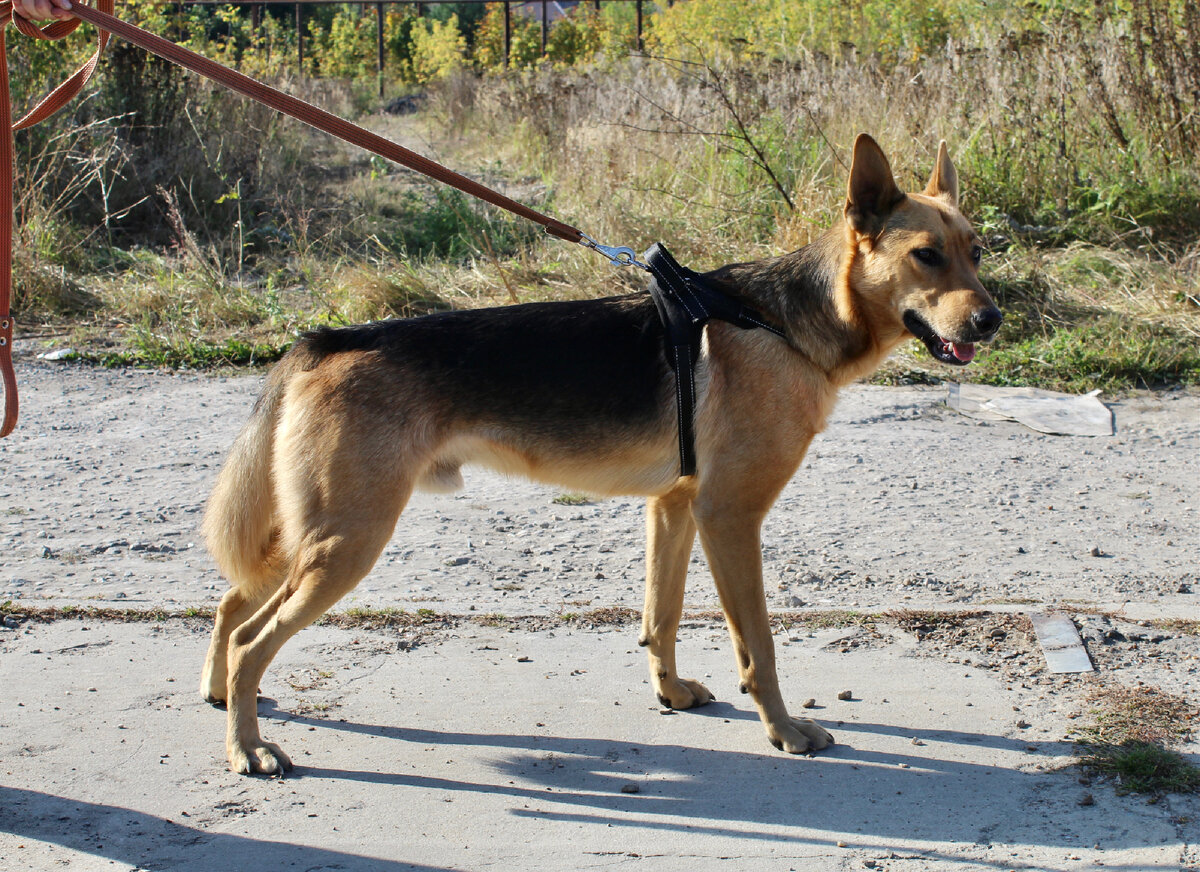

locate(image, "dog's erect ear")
(923, 140), (959, 206)
(845, 134), (905, 237)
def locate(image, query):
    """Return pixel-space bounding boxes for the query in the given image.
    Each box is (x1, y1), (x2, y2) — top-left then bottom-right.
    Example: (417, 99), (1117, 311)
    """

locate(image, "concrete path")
(1, 616), (1196, 871)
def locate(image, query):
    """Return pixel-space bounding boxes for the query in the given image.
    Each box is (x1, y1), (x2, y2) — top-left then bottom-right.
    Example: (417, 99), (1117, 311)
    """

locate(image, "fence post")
(636, 0), (643, 52)
(503, 1), (511, 69)
(376, 2), (385, 97)
(541, 1), (548, 57)
(295, 3), (304, 74)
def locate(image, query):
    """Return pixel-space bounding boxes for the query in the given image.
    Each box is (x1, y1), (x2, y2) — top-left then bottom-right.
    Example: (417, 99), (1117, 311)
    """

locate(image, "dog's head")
(842, 134), (1001, 366)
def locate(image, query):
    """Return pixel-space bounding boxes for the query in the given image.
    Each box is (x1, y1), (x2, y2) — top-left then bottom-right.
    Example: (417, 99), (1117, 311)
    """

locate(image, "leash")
(2, 0), (115, 437)
(0, 0), (644, 439)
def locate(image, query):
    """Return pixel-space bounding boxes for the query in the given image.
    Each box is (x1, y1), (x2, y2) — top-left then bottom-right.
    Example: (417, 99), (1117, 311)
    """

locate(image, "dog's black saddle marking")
(645, 243), (787, 477)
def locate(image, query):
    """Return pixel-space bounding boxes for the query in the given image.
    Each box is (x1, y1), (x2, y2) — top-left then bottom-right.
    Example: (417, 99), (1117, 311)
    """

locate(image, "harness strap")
(645, 243), (786, 477)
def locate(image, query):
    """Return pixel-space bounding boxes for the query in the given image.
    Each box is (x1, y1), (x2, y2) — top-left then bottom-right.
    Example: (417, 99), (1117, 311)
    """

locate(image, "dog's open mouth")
(903, 311), (976, 366)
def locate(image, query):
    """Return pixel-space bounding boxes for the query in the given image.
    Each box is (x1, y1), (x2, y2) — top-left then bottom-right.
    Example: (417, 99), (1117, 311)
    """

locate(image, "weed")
(1150, 619), (1200, 636)
(1073, 684), (1200, 796)
(551, 493), (592, 506)
(1081, 743), (1200, 796)
(776, 610), (879, 631)
(886, 609), (987, 628)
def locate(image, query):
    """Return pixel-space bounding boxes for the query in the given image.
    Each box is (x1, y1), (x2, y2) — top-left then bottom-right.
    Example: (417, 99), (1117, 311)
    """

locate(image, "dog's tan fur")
(201, 135), (999, 774)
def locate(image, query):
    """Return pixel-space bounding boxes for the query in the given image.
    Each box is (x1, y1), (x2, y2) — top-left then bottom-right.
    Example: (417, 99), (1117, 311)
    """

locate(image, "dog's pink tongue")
(951, 342), (976, 363)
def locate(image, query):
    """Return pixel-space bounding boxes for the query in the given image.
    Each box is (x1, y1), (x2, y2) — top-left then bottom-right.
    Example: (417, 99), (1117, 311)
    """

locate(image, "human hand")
(12, 0), (74, 21)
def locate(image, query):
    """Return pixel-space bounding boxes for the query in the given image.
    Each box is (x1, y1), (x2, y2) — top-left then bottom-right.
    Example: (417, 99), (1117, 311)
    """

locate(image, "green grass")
(85, 336), (290, 370)
(970, 316), (1200, 394)
(1080, 743), (1200, 796)
(551, 493), (592, 506)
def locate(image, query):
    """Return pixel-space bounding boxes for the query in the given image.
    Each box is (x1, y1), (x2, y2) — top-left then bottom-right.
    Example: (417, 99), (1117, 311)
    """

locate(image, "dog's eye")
(912, 247), (943, 267)
(970, 245), (983, 265)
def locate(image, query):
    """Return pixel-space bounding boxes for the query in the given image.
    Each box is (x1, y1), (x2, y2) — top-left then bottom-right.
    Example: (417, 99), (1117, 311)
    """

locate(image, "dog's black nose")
(972, 307), (1003, 337)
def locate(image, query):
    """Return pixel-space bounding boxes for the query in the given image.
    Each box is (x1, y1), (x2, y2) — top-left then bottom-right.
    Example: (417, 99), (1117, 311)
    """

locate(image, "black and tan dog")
(201, 134), (1001, 774)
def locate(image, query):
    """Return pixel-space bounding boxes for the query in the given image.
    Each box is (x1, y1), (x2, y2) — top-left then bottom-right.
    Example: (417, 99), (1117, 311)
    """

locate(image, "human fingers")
(12, 0), (74, 22)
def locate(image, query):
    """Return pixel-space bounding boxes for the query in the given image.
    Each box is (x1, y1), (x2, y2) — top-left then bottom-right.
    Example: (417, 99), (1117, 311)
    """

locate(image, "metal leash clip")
(578, 233), (651, 271)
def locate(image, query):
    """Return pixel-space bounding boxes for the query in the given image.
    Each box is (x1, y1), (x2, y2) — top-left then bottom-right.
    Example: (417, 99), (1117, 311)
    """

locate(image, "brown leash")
(0, 1), (647, 439)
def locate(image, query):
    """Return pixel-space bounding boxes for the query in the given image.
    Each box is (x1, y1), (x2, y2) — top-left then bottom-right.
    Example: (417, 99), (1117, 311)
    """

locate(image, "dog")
(200, 134), (1001, 774)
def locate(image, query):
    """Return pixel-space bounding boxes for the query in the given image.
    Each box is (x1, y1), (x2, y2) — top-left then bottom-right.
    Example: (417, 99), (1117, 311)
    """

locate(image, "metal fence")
(176, 1), (650, 87)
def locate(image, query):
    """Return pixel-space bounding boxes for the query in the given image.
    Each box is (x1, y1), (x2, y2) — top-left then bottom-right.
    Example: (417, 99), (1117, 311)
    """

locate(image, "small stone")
(1178, 583), (1192, 594)
(837, 690), (853, 701)
(910, 737), (925, 746)
(802, 698), (816, 709)
(1089, 546), (1103, 557)
(1016, 719), (1031, 729)
(620, 783), (639, 794)
(989, 628), (1006, 639)
(836, 841), (848, 848)
(1078, 793), (1094, 806)
(443, 557), (470, 567)
(864, 861), (877, 869)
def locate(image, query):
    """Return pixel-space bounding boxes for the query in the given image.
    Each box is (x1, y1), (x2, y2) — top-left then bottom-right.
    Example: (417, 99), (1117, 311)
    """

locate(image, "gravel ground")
(0, 356), (1195, 619)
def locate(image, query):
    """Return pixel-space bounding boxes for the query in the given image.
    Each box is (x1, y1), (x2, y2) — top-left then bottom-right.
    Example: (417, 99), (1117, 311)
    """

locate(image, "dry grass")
(1073, 684), (1200, 796)
(10, 7), (1199, 389)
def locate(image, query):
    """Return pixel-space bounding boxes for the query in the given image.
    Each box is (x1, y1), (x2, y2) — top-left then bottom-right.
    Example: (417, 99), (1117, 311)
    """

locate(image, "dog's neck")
(706, 225), (898, 384)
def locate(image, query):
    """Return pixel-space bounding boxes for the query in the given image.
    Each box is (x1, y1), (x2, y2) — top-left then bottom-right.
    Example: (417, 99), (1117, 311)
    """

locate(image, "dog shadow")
(255, 698), (1135, 853)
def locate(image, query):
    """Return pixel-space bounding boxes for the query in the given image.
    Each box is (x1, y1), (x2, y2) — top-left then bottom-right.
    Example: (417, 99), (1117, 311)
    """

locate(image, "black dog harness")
(644, 243), (787, 477)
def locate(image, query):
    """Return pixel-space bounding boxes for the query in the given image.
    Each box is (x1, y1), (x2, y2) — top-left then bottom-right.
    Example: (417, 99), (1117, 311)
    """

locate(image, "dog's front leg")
(693, 502), (833, 754)
(639, 490), (714, 709)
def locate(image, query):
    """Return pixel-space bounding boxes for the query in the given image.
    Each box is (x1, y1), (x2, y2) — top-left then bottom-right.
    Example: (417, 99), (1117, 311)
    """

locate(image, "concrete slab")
(2, 619), (1195, 871)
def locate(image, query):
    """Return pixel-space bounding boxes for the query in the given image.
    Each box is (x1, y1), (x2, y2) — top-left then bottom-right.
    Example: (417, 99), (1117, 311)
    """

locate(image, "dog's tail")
(202, 351), (307, 595)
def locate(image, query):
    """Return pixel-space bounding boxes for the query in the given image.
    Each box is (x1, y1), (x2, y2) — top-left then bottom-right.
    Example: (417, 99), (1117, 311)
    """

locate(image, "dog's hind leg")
(200, 583), (275, 703)
(692, 481), (833, 755)
(223, 480), (412, 775)
(639, 490), (713, 709)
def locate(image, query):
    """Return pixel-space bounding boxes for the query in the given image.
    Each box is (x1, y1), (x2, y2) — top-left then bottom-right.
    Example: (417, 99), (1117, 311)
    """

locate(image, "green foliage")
(646, 0), (971, 64)
(969, 316), (1200, 393)
(356, 186), (540, 262)
(410, 13), (469, 84)
(309, 6), (379, 78)
(91, 335), (288, 369)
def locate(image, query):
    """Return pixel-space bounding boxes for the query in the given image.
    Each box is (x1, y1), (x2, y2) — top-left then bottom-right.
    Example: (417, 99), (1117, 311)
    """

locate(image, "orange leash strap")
(1, 0), (112, 437)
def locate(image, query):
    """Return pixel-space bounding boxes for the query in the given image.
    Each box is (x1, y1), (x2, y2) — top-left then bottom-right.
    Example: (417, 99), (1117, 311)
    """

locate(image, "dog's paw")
(228, 740), (293, 775)
(767, 717), (834, 754)
(199, 663), (227, 705)
(655, 677), (715, 710)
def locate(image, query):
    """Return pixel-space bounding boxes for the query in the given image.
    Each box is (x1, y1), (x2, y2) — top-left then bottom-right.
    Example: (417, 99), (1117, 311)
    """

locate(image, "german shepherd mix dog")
(202, 135), (1001, 774)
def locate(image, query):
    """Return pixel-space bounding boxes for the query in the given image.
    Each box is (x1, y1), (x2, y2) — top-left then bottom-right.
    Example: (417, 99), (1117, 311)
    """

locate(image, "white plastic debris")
(37, 348), (76, 361)
(947, 383), (1114, 436)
